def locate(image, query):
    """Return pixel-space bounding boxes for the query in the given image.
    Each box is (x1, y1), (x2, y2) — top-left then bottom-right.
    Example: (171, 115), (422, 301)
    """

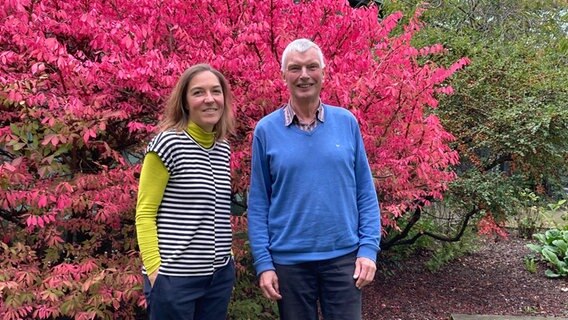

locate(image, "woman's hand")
(148, 270), (158, 287)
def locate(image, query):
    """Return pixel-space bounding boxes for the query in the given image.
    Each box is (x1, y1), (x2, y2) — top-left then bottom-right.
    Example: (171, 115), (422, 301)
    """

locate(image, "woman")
(136, 64), (235, 320)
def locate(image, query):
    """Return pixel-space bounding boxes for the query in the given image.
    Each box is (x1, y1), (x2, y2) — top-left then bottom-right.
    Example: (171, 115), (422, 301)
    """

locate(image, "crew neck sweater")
(248, 105), (381, 275)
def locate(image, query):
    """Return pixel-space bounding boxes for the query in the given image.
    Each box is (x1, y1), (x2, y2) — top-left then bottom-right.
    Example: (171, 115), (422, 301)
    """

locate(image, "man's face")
(282, 47), (324, 103)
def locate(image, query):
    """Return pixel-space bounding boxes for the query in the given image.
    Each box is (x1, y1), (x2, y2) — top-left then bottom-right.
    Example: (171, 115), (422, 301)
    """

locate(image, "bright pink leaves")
(0, 0), (469, 318)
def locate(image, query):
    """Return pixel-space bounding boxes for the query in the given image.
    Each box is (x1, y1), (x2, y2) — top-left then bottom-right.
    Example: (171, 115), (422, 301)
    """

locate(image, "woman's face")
(185, 71), (225, 132)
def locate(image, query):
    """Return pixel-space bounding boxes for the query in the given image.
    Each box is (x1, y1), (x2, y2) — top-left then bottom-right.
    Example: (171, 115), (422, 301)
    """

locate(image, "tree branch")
(383, 206), (478, 249)
(0, 209), (26, 228)
(381, 205), (423, 251)
(0, 148), (16, 160)
(483, 153), (512, 172)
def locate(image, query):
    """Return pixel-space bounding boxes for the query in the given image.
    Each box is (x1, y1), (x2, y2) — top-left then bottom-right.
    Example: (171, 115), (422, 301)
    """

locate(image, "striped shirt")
(146, 130), (232, 276)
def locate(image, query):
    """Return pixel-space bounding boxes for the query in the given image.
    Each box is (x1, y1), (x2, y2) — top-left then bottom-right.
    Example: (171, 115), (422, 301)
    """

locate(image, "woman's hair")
(158, 64), (234, 140)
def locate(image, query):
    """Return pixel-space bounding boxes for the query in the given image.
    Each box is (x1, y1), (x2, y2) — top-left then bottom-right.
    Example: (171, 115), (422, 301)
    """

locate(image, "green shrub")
(527, 229), (568, 278)
(424, 228), (480, 272)
(516, 206), (545, 239)
(383, 203), (482, 272)
(524, 256), (537, 273)
(547, 199), (568, 231)
(228, 221), (278, 320)
(517, 198), (567, 238)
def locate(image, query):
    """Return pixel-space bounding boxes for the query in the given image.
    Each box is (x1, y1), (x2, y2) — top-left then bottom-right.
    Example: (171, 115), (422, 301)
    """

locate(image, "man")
(248, 38), (381, 320)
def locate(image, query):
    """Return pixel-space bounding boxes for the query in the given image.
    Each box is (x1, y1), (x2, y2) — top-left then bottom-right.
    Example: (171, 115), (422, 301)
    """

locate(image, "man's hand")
(353, 257), (376, 289)
(148, 270), (158, 288)
(259, 270), (282, 300)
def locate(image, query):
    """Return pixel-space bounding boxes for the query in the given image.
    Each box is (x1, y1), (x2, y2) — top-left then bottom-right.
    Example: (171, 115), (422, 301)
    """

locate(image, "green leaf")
(544, 269), (560, 278)
(43, 247), (61, 263)
(551, 240), (568, 256)
(52, 144), (71, 157)
(60, 299), (76, 315)
(12, 142), (26, 151)
(542, 248), (561, 266)
(545, 229), (562, 243)
(533, 233), (546, 244)
(526, 243), (542, 253)
(543, 245), (559, 255)
(9, 123), (20, 135)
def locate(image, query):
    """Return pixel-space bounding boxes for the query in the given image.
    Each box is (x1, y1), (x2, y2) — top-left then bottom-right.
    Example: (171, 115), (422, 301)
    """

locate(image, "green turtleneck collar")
(186, 122), (215, 148)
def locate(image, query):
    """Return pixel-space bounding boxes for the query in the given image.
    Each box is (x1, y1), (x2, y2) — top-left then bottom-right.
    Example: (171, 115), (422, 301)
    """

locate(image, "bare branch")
(383, 206), (478, 250)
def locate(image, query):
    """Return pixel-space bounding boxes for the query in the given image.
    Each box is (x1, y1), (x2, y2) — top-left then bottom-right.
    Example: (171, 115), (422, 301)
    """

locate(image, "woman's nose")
(204, 91), (214, 102)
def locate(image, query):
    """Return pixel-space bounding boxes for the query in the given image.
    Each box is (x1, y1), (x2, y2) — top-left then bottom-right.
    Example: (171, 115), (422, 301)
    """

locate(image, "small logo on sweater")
(336, 144), (341, 147)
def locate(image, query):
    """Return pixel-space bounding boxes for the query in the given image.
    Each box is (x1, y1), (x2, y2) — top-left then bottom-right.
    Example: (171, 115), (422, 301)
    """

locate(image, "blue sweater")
(248, 104), (381, 275)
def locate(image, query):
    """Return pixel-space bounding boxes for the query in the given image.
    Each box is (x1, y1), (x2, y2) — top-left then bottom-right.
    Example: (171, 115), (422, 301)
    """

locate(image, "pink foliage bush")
(0, 0), (468, 318)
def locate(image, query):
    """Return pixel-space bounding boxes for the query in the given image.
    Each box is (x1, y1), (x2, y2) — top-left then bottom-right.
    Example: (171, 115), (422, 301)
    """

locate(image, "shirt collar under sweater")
(284, 100), (325, 132)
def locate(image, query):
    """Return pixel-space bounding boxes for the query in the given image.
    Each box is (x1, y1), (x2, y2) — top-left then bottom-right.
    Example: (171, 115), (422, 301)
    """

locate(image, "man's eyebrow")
(288, 63), (314, 67)
(288, 60), (320, 65)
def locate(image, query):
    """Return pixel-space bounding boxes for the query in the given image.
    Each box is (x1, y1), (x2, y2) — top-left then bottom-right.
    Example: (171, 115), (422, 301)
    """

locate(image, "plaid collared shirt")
(283, 101), (325, 132)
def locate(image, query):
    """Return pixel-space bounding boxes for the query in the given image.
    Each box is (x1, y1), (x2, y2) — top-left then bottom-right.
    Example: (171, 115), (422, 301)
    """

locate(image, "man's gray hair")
(281, 38), (326, 71)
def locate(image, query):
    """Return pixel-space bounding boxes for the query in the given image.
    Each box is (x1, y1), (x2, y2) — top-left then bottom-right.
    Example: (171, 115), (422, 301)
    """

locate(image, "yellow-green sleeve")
(135, 152), (169, 274)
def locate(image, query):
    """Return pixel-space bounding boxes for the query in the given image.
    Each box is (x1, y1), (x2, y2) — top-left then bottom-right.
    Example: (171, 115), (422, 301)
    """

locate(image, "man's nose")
(300, 67), (310, 78)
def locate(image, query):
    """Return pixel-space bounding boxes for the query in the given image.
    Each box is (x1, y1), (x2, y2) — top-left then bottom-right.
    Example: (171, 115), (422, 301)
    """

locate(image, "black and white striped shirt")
(147, 130), (232, 276)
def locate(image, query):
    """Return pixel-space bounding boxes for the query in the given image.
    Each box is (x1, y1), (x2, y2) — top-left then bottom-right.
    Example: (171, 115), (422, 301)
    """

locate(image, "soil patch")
(362, 237), (568, 320)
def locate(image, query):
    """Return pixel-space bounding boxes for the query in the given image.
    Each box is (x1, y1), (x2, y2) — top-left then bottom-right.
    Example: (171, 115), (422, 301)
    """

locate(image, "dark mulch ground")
(362, 236), (568, 320)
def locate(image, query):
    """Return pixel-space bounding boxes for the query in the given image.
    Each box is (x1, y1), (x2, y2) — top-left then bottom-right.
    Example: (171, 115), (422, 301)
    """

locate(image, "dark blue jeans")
(143, 259), (235, 320)
(274, 251), (361, 320)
